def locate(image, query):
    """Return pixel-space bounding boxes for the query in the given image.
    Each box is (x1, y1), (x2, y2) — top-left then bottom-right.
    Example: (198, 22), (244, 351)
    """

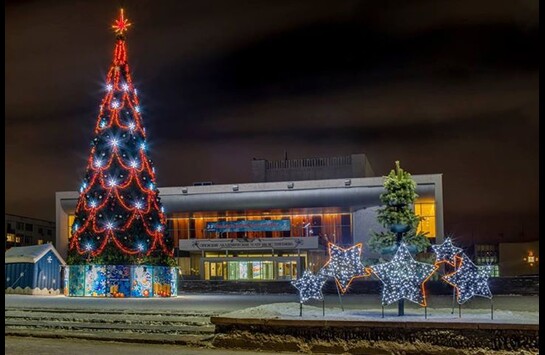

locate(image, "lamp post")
(391, 217), (410, 316)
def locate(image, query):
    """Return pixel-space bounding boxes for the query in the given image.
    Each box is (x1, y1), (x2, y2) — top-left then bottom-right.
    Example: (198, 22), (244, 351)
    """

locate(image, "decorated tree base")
(64, 265), (178, 298)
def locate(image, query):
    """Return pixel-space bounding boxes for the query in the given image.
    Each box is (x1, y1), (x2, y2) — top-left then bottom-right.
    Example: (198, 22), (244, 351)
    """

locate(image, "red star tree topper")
(68, 9), (174, 266)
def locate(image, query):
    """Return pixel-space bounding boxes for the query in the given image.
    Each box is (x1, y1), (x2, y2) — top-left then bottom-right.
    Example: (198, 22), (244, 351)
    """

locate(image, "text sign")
(179, 237), (319, 251)
(205, 219), (290, 232)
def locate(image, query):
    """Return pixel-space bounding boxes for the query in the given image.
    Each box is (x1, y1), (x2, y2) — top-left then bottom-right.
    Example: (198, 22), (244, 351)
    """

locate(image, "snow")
(221, 302), (539, 324)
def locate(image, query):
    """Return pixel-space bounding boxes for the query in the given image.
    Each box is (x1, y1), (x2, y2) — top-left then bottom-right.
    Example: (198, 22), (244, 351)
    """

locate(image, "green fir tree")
(368, 161), (431, 255)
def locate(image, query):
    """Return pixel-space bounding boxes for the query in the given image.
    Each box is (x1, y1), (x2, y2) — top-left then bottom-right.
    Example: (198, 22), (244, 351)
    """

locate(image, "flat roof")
(57, 174), (442, 214)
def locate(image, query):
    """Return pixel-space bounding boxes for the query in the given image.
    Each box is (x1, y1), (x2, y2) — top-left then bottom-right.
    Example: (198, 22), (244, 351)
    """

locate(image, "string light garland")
(319, 243), (370, 293)
(68, 9), (173, 261)
(370, 243), (438, 307)
(442, 252), (493, 304)
(431, 237), (463, 266)
(291, 270), (327, 303)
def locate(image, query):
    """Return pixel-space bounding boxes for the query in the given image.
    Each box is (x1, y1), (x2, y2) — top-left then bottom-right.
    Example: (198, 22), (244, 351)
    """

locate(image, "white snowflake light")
(443, 253), (493, 304)
(130, 160), (138, 168)
(84, 242), (94, 251)
(135, 105), (140, 113)
(128, 122), (136, 130)
(156, 225), (163, 232)
(370, 243), (438, 307)
(89, 200), (97, 208)
(140, 142), (146, 151)
(105, 222), (114, 230)
(108, 178), (117, 187)
(432, 237), (463, 266)
(134, 201), (143, 210)
(319, 243), (370, 293)
(122, 83), (129, 91)
(292, 270), (327, 303)
(110, 138), (119, 147)
(106, 84), (113, 92)
(111, 100), (119, 109)
(94, 158), (103, 168)
(137, 243), (146, 252)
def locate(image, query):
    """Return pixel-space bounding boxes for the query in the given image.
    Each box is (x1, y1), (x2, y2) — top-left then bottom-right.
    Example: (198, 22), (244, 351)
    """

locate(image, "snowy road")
(5, 293), (539, 314)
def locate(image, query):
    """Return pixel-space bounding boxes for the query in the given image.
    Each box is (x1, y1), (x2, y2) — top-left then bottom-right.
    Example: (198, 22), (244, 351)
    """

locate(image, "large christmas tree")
(67, 9), (174, 267)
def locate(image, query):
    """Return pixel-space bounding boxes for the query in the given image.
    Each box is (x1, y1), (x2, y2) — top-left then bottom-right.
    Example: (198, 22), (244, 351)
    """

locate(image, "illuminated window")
(68, 215), (76, 239)
(38, 240), (44, 245)
(414, 198), (436, 238)
(7, 233), (16, 242)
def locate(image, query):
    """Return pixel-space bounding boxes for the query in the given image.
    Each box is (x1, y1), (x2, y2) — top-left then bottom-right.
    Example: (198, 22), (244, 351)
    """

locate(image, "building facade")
(5, 214), (56, 251)
(251, 153), (375, 182)
(56, 174), (444, 282)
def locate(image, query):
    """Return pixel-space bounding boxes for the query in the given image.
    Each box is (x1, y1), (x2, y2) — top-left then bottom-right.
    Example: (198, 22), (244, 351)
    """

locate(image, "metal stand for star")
(323, 298), (325, 317)
(300, 302), (303, 317)
(490, 297), (494, 320)
(335, 282), (345, 312)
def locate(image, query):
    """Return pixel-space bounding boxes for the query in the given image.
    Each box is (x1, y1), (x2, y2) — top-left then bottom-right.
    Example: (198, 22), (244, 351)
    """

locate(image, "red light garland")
(68, 9), (173, 260)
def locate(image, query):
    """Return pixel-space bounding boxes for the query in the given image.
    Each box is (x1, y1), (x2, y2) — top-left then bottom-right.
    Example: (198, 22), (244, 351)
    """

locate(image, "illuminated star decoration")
(291, 270), (327, 303)
(112, 8), (132, 35)
(320, 243), (370, 293)
(431, 237), (463, 266)
(370, 243), (438, 306)
(443, 253), (493, 304)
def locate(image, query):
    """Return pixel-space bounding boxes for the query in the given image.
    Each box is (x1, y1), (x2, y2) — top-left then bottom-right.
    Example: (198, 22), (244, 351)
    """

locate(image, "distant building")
(251, 153), (375, 182)
(469, 243), (500, 277)
(498, 240), (539, 277)
(5, 214), (55, 251)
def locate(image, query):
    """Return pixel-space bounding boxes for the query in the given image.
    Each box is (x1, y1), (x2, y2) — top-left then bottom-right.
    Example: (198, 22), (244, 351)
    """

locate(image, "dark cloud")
(5, 0), (538, 245)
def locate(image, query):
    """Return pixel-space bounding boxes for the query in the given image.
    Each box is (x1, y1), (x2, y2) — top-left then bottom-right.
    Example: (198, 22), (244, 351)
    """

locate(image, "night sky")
(6, 1), (538, 245)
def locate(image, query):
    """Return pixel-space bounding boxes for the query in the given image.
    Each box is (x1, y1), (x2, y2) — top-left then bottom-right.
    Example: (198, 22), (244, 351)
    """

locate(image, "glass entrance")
(203, 257), (299, 281)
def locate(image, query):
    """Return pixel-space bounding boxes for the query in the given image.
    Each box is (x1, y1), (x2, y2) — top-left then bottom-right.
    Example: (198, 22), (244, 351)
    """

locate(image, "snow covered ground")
(221, 302), (539, 324)
(6, 293), (539, 323)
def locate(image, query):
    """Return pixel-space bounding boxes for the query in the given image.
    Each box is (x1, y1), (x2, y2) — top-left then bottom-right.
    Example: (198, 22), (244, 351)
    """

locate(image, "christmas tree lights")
(291, 270), (327, 303)
(370, 243), (438, 306)
(320, 243), (370, 294)
(431, 237), (463, 266)
(442, 253), (493, 304)
(67, 9), (174, 266)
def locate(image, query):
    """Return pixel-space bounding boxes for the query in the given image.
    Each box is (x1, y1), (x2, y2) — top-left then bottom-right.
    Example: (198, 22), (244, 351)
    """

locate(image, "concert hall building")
(56, 154), (444, 282)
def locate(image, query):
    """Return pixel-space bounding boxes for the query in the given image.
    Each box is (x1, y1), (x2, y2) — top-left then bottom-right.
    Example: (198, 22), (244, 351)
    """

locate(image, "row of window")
(7, 222), (52, 235)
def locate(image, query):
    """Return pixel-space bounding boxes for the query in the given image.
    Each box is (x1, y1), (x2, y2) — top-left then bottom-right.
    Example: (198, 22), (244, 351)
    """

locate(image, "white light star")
(443, 253), (493, 304)
(432, 237), (463, 266)
(111, 101), (119, 109)
(292, 270), (327, 303)
(122, 83), (129, 91)
(319, 243), (370, 293)
(106, 84), (113, 91)
(370, 243), (438, 307)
